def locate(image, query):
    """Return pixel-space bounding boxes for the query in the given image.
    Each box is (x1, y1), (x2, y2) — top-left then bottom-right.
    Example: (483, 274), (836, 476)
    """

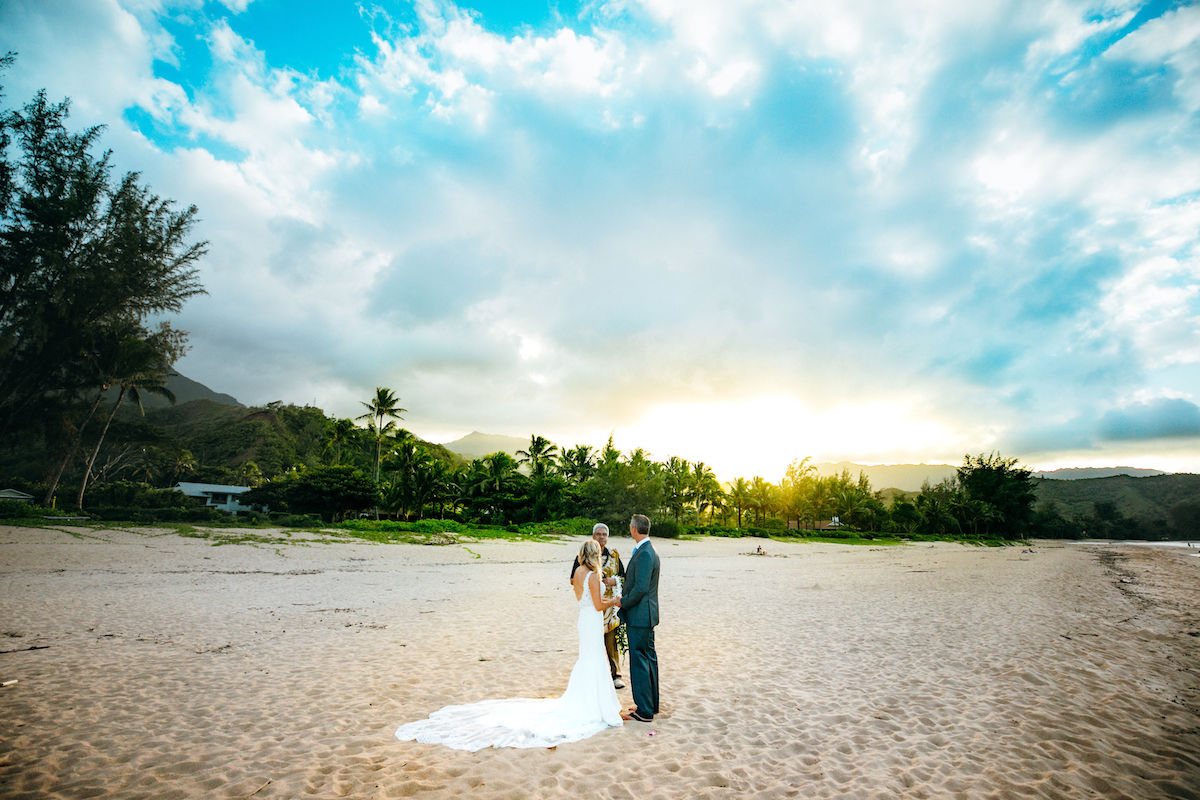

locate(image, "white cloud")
(4, 0), (1199, 472)
(1099, 255), (1200, 369)
(704, 59), (760, 97)
(1024, 1), (1138, 70)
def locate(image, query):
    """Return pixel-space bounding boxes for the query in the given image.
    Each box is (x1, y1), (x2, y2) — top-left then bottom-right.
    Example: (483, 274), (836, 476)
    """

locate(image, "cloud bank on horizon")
(2, 0), (1198, 478)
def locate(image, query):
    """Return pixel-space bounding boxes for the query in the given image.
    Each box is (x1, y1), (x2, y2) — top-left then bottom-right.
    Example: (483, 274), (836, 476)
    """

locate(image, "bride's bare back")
(573, 565), (618, 613)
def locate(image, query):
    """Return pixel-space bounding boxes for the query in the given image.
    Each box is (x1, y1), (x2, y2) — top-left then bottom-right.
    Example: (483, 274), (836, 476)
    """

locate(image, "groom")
(617, 513), (659, 723)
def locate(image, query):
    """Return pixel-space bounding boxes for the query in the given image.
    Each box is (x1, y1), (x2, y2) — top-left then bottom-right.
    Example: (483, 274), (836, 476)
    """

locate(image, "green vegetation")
(10, 377), (1194, 541)
(0, 58), (205, 509)
(1033, 474), (1200, 539)
(241, 466), (377, 522)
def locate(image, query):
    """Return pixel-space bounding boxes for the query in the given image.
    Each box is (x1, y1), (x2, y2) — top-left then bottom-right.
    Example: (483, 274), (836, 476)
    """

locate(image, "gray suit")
(617, 539), (659, 717)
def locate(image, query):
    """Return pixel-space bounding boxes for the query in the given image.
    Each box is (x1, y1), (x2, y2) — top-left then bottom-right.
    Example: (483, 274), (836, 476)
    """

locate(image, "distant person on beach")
(617, 513), (660, 723)
(568, 523), (626, 688)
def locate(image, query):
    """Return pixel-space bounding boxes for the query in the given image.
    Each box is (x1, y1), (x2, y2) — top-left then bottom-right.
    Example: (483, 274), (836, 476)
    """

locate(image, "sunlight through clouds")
(621, 396), (971, 480)
(2, 0), (1197, 473)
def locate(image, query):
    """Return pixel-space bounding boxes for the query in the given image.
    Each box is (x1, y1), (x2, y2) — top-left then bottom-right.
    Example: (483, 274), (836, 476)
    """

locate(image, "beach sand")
(1, 526), (1197, 799)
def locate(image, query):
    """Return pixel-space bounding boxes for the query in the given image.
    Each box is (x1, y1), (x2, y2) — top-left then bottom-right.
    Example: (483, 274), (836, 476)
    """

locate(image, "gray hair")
(592, 523), (609, 536)
(630, 514), (651, 535)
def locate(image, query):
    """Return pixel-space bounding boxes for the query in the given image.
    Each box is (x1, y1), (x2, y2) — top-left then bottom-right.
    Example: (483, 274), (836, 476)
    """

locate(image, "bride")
(394, 539), (624, 750)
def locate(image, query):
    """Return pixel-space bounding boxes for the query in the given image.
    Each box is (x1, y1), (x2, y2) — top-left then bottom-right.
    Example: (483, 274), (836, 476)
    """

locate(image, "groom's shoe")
(622, 710), (653, 723)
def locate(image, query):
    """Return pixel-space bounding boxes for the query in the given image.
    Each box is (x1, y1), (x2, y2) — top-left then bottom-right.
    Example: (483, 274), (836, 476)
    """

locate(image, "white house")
(175, 482), (253, 515)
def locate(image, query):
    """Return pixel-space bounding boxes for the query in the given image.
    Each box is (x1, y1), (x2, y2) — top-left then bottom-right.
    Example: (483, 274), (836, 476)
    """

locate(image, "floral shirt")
(599, 547), (623, 633)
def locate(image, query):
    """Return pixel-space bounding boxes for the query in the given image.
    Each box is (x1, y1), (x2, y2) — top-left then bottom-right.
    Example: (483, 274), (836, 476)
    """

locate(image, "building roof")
(0, 488), (35, 500)
(175, 482), (252, 495)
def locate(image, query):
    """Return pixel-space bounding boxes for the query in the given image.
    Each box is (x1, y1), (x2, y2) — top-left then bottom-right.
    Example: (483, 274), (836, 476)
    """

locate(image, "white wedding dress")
(394, 571), (622, 750)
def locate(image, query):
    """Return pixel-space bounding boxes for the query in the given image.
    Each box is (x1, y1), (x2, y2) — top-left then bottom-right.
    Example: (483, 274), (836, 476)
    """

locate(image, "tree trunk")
(44, 389), (106, 505)
(373, 432), (382, 520)
(77, 387), (126, 508)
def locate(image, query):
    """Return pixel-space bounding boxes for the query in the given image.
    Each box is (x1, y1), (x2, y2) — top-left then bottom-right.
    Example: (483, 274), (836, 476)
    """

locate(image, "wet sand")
(1, 526), (1198, 798)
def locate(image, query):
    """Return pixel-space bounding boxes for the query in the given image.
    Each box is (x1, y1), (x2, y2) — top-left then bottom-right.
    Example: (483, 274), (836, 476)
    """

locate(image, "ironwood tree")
(0, 55), (207, 500)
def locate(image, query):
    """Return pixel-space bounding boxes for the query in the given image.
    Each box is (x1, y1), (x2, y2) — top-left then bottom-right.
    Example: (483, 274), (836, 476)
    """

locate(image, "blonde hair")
(579, 539), (601, 573)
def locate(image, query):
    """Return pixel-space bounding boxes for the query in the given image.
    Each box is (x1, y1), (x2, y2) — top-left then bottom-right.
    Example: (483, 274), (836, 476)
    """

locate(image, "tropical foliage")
(4, 375), (1197, 539)
(0, 59), (205, 507)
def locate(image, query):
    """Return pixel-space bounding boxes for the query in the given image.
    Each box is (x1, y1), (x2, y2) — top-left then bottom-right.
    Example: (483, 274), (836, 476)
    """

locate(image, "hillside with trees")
(1034, 474), (1200, 539)
(0, 57), (206, 508)
(5, 370), (1199, 539)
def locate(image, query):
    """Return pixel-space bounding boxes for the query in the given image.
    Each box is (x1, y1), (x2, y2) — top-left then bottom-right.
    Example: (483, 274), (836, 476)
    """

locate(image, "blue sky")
(3, 0), (1199, 478)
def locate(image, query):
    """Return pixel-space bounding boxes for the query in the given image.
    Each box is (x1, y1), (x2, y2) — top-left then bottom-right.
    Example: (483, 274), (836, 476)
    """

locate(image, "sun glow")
(616, 396), (963, 481)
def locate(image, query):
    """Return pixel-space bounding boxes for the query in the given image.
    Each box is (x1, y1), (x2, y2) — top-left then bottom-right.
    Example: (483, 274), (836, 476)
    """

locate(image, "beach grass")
(0, 512), (1026, 547)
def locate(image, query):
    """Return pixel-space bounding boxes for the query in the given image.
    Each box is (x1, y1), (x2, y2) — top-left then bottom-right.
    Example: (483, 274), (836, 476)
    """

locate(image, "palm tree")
(237, 460), (262, 487)
(834, 486), (865, 523)
(808, 477), (835, 524)
(557, 445), (596, 483)
(516, 434), (558, 478)
(663, 457), (690, 521)
(382, 435), (425, 518)
(423, 459), (456, 519)
(702, 482), (726, 524)
(689, 461), (719, 526)
(463, 452), (521, 523)
(475, 452), (521, 494)
(409, 453), (445, 520)
(626, 448), (651, 470)
(324, 418), (356, 466)
(748, 476), (776, 527)
(729, 477), (751, 528)
(42, 389), (107, 505)
(170, 449), (198, 485)
(43, 328), (166, 504)
(76, 333), (178, 508)
(357, 387), (406, 484)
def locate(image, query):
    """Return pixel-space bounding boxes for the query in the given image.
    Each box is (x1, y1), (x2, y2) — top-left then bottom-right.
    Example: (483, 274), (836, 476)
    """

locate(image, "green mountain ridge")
(1033, 467), (1166, 480)
(1034, 473), (1200, 531)
(130, 398), (461, 481)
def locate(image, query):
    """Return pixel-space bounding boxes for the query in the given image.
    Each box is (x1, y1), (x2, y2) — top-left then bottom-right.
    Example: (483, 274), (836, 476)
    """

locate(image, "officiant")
(568, 523), (626, 688)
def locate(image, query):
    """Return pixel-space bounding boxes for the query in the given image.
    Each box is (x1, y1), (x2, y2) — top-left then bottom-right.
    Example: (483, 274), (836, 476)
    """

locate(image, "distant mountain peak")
(105, 372), (241, 409)
(1033, 466), (1166, 480)
(167, 373), (242, 407)
(813, 462), (958, 492)
(440, 431), (533, 459)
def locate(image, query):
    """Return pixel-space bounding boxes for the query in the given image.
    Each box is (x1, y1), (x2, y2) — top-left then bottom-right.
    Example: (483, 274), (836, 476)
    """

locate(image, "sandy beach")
(1, 526), (1197, 799)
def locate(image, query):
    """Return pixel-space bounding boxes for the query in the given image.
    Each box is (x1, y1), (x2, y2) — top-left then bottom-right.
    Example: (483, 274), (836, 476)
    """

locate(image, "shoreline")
(1, 527), (1197, 798)
(1100, 539), (1200, 557)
